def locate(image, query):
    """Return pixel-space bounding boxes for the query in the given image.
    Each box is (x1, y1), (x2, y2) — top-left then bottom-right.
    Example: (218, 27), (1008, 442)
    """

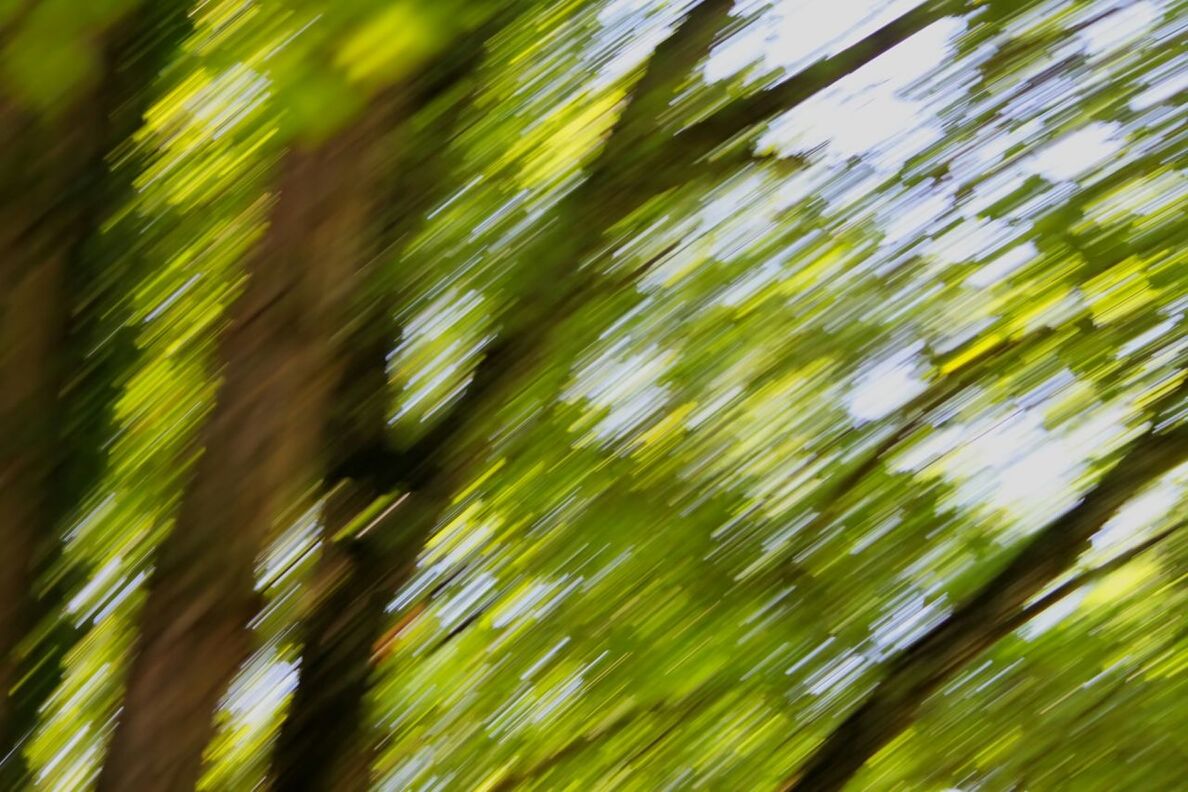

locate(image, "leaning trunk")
(271, 312), (408, 792)
(268, 14), (511, 784)
(271, 483), (420, 792)
(0, 5), (187, 779)
(97, 98), (401, 791)
(0, 214), (68, 785)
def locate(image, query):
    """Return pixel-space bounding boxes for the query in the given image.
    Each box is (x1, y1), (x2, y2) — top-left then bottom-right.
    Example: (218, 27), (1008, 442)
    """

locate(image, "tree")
(269, 12), (523, 787)
(5, 0), (1186, 789)
(785, 396), (1188, 791)
(97, 102), (402, 790)
(269, 1), (982, 787)
(98, 4), (526, 788)
(0, 2), (188, 783)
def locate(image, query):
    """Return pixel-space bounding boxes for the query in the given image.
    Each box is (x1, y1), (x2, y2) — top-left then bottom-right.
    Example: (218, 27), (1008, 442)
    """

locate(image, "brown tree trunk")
(271, 484), (421, 792)
(0, 5), (188, 780)
(272, 1), (981, 786)
(271, 303), (407, 792)
(268, 13), (520, 786)
(783, 417), (1188, 792)
(0, 225), (68, 784)
(97, 97), (402, 792)
(274, 500), (387, 792)
(269, 4), (738, 788)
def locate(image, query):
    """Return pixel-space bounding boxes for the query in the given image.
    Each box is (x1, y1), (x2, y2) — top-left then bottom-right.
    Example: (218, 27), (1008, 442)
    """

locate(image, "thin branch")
(1010, 520), (1184, 631)
(784, 326), (1058, 556)
(589, 0), (737, 186)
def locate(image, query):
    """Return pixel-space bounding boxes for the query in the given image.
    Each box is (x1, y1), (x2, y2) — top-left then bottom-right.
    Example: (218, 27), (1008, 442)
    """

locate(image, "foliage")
(1, 0), (1185, 790)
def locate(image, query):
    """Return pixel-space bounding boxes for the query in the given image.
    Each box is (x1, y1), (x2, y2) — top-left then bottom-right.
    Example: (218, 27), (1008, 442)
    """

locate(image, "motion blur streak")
(0, 0), (1185, 790)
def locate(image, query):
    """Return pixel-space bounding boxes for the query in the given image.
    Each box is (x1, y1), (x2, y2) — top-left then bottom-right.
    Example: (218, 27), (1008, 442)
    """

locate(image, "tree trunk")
(270, 482), (413, 792)
(0, 222), (68, 785)
(272, 1), (980, 786)
(0, 5), (188, 780)
(97, 96), (401, 792)
(783, 417), (1188, 792)
(269, 13), (518, 786)
(271, 289), (410, 792)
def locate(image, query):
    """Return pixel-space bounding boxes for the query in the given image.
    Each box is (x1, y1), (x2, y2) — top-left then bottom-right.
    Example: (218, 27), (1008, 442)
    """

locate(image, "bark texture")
(97, 97), (401, 792)
(0, 5), (187, 781)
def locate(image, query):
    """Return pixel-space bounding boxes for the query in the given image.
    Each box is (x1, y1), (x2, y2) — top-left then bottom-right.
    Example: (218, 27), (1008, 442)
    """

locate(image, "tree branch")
(782, 413), (1188, 792)
(781, 326), (1058, 557)
(653, 0), (957, 185)
(1010, 519), (1183, 631)
(587, 0), (737, 189)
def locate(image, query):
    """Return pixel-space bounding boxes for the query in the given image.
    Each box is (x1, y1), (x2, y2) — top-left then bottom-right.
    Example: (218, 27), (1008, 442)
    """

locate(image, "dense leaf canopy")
(0, 0), (1185, 790)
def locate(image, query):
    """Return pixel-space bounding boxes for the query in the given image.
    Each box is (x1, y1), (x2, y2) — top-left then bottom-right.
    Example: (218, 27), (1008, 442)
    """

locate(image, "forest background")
(0, 0), (1185, 789)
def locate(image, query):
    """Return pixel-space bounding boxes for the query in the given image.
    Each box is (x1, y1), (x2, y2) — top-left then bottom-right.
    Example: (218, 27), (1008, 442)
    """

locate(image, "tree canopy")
(0, 0), (1185, 790)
